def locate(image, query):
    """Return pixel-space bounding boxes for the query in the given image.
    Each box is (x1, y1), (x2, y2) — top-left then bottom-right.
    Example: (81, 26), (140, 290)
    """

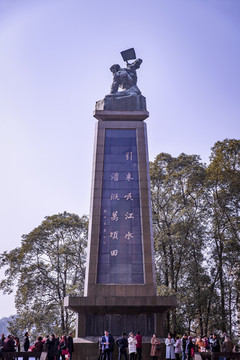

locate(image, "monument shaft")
(85, 118), (156, 297)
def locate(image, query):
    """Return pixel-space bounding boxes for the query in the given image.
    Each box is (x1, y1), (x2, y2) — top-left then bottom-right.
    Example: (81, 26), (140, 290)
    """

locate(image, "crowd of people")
(99, 330), (239, 360)
(0, 329), (239, 360)
(163, 332), (237, 360)
(98, 330), (163, 360)
(99, 330), (143, 360)
(0, 332), (74, 360)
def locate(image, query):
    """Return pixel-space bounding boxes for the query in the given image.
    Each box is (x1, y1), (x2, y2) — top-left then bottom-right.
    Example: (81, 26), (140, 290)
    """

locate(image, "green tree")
(206, 139), (240, 335)
(150, 152), (208, 334)
(0, 212), (88, 335)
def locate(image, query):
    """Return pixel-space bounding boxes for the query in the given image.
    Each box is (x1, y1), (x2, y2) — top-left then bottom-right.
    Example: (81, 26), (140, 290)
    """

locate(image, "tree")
(150, 152), (208, 334)
(205, 139), (240, 335)
(149, 140), (240, 337)
(0, 212), (88, 336)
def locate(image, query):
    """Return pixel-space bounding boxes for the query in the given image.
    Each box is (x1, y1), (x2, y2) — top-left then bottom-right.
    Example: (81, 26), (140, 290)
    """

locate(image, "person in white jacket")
(128, 332), (137, 360)
(165, 333), (175, 360)
(174, 336), (181, 360)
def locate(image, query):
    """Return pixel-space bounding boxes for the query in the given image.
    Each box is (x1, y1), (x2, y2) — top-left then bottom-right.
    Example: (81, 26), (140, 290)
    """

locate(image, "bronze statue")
(110, 58), (143, 96)
(95, 48), (147, 111)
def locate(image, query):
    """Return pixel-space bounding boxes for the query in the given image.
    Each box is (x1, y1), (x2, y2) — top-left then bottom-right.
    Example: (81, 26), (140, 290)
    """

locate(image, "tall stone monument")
(64, 49), (176, 359)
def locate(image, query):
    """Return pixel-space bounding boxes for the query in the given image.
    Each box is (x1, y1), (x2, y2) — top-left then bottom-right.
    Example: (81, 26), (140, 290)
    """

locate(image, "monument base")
(64, 295), (177, 337)
(95, 94), (147, 111)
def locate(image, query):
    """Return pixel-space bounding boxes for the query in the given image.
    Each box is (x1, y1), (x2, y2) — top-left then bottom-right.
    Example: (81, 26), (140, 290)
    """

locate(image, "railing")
(2, 352), (47, 360)
(195, 352), (240, 360)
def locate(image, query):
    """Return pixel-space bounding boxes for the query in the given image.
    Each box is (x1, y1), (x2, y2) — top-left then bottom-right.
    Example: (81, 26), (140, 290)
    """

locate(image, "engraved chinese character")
(110, 231), (119, 239)
(111, 172), (119, 181)
(110, 193), (120, 201)
(125, 231), (134, 240)
(125, 212), (134, 220)
(126, 172), (133, 181)
(125, 152), (133, 161)
(111, 250), (118, 256)
(111, 211), (119, 221)
(124, 192), (133, 201)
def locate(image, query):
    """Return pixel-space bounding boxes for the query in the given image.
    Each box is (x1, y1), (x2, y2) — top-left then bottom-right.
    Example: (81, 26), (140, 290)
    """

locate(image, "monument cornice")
(64, 295), (177, 314)
(93, 110), (149, 121)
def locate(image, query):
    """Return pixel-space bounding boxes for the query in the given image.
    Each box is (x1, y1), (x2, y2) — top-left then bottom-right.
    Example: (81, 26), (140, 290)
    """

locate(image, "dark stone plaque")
(97, 129), (144, 284)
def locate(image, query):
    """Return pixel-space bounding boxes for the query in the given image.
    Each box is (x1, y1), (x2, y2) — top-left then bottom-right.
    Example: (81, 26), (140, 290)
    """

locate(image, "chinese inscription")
(97, 129), (144, 284)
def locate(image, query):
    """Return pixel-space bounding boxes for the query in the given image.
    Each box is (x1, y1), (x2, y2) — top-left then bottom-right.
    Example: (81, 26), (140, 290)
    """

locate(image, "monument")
(64, 49), (177, 360)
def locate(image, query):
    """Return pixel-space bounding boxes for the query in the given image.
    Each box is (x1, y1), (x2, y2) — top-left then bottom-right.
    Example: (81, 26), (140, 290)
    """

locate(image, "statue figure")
(109, 58), (143, 96)
(95, 48), (147, 112)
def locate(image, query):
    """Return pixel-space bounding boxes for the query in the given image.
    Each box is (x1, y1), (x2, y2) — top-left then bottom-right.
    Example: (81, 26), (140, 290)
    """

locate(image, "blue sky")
(0, 0), (239, 317)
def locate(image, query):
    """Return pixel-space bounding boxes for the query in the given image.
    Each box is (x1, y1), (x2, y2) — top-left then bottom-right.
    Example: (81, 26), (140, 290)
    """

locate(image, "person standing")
(203, 335), (209, 351)
(181, 334), (187, 360)
(208, 334), (214, 349)
(221, 332), (227, 346)
(222, 334), (233, 360)
(60, 335), (68, 360)
(174, 336), (181, 360)
(0, 334), (6, 357)
(135, 331), (142, 360)
(196, 336), (206, 352)
(211, 334), (220, 353)
(34, 336), (43, 352)
(46, 334), (59, 360)
(67, 332), (74, 360)
(1, 334), (6, 344)
(128, 332), (137, 360)
(98, 333), (104, 360)
(23, 332), (30, 360)
(185, 336), (194, 360)
(150, 333), (161, 360)
(101, 330), (114, 360)
(23, 332), (30, 351)
(165, 333), (175, 360)
(2, 335), (15, 352)
(116, 333), (128, 360)
(14, 337), (20, 352)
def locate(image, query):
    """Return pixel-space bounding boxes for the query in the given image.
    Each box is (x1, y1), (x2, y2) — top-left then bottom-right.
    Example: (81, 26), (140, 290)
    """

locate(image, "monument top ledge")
(95, 47), (148, 115)
(93, 110), (149, 121)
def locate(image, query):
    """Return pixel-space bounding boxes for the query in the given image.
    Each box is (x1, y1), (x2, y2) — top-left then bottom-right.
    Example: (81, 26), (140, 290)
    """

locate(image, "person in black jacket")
(185, 337), (194, 360)
(116, 333), (128, 360)
(23, 332), (30, 360)
(47, 334), (59, 360)
(211, 334), (220, 352)
(67, 332), (74, 360)
(23, 332), (30, 351)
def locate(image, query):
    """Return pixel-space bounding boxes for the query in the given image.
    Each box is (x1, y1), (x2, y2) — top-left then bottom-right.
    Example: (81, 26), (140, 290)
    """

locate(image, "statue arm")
(128, 58), (142, 70)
